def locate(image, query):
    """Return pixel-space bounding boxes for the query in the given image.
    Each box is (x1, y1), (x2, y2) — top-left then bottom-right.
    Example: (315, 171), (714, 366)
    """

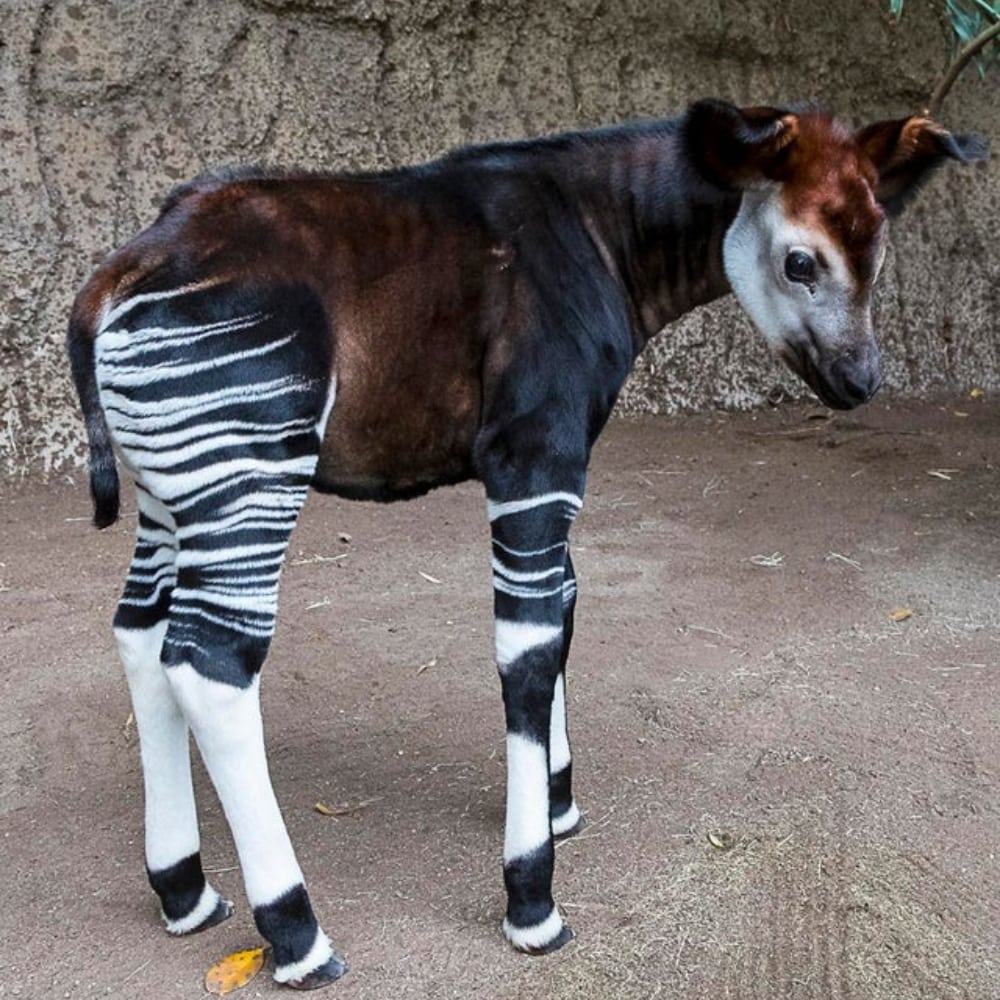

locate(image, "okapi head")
(686, 100), (987, 410)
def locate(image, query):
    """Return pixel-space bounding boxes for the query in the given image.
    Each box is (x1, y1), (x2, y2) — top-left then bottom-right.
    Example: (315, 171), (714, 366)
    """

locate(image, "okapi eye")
(785, 250), (817, 285)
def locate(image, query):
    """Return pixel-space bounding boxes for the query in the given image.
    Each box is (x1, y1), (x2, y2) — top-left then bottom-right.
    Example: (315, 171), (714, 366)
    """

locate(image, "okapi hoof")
(521, 924), (574, 956)
(553, 808), (586, 841)
(504, 910), (574, 955)
(164, 893), (235, 936)
(285, 954), (349, 990)
(195, 897), (236, 934)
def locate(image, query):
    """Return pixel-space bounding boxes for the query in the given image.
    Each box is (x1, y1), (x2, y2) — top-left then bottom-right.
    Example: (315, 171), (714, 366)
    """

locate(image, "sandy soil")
(1, 397), (998, 1000)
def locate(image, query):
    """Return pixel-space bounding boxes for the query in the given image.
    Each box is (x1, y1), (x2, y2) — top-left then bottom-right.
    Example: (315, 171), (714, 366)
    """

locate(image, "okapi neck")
(568, 134), (741, 347)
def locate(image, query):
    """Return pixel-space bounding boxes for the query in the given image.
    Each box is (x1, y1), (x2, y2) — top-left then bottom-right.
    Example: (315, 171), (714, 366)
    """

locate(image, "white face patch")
(722, 188), (883, 408)
(724, 191), (851, 345)
(873, 238), (888, 281)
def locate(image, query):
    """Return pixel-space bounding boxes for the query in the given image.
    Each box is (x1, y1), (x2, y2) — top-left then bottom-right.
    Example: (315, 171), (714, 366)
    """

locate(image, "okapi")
(68, 99), (985, 988)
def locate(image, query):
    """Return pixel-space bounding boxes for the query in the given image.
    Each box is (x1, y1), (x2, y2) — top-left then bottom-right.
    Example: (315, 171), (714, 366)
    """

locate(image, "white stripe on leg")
(167, 664), (336, 979)
(548, 673), (582, 836)
(549, 674), (571, 776)
(551, 800), (582, 837)
(163, 883), (226, 935)
(272, 931), (338, 985)
(503, 907), (566, 952)
(116, 621), (201, 872)
(503, 732), (551, 864)
(487, 492), (583, 522)
(495, 619), (561, 672)
(165, 664), (305, 906)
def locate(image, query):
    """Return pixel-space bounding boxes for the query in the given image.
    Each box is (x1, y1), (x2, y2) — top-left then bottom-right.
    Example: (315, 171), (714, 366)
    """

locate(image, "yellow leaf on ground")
(707, 830), (736, 850)
(888, 608), (913, 622)
(970, 387), (984, 399)
(204, 946), (267, 996)
(314, 797), (382, 817)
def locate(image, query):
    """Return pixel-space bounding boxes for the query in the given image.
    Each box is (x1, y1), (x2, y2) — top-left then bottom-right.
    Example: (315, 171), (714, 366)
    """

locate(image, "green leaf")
(969, 0), (999, 21)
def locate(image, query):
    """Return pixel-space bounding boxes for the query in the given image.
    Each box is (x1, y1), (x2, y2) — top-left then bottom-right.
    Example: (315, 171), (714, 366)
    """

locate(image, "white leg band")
(272, 930), (335, 984)
(163, 883), (225, 935)
(552, 800), (582, 837)
(504, 733), (552, 863)
(503, 907), (565, 952)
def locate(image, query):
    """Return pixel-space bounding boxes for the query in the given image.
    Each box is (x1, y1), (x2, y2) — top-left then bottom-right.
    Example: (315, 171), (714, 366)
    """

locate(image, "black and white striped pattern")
(99, 283), (332, 683)
(99, 283), (345, 986)
(488, 491), (583, 952)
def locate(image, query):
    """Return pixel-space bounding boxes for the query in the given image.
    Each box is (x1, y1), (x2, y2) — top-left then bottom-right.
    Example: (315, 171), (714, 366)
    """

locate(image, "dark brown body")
(81, 175), (515, 498)
(73, 119), (751, 504)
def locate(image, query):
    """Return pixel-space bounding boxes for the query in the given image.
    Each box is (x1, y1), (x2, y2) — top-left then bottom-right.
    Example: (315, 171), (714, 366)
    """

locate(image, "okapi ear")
(684, 99), (799, 189)
(855, 116), (988, 217)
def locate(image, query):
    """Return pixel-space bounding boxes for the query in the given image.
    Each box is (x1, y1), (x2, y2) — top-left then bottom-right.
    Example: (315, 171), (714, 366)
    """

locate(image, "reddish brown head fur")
(777, 113), (886, 286)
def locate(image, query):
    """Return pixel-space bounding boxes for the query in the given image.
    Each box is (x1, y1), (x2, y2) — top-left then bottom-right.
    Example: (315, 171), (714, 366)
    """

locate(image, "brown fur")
(779, 113), (885, 287)
(81, 176), (516, 497)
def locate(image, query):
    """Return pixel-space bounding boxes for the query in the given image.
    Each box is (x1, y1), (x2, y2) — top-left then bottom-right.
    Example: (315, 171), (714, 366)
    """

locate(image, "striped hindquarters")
(96, 281), (335, 684)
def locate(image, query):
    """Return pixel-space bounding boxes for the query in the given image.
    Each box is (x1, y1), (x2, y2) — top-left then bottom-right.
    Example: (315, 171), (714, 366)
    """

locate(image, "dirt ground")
(1, 397), (998, 1000)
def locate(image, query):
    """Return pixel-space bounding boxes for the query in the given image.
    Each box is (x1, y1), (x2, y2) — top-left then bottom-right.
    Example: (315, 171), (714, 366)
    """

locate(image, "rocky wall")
(1, 0), (996, 475)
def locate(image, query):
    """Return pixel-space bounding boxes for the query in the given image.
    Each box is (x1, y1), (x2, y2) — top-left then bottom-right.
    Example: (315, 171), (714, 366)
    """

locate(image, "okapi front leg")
(489, 492), (582, 953)
(114, 490), (232, 934)
(550, 552), (584, 839)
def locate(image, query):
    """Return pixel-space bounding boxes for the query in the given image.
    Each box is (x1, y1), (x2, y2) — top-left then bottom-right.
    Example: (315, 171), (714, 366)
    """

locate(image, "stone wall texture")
(1, 0), (997, 475)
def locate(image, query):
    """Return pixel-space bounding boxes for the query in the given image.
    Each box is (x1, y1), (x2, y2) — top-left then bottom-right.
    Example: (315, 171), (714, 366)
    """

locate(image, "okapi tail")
(67, 306), (120, 529)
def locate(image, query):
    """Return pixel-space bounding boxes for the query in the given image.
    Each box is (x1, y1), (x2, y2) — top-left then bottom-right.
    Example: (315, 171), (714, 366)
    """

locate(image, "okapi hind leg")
(114, 487), (232, 934)
(162, 471), (346, 988)
(550, 552), (584, 840)
(95, 279), (345, 987)
(166, 665), (345, 987)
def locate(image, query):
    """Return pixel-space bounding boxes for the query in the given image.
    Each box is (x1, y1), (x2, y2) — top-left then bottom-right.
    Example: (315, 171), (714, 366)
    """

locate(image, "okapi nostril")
(842, 375), (875, 404)
(828, 351), (882, 405)
(845, 375), (868, 399)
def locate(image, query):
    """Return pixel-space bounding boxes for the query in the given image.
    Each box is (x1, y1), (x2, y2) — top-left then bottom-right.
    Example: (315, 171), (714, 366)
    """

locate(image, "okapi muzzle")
(67, 96), (985, 988)
(779, 319), (883, 411)
(721, 178), (889, 411)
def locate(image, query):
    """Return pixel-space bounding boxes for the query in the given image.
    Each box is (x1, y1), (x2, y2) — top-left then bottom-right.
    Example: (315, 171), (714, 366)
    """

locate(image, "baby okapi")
(69, 99), (984, 988)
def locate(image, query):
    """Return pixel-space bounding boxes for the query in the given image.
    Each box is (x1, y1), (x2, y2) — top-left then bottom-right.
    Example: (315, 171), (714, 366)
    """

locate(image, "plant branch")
(927, 18), (1000, 115)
